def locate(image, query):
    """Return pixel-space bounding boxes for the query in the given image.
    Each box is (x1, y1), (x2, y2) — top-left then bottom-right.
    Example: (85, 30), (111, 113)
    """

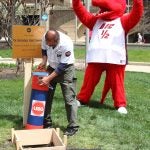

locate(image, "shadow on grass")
(89, 100), (115, 111)
(52, 123), (66, 132)
(0, 114), (23, 129)
(0, 114), (67, 133)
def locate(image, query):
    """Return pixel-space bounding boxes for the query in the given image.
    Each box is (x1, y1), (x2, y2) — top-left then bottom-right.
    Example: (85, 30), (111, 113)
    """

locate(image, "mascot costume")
(72, 0), (143, 114)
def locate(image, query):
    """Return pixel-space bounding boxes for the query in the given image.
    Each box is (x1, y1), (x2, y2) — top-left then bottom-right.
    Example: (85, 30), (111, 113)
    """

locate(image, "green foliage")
(0, 71), (149, 149)
(0, 63), (16, 68)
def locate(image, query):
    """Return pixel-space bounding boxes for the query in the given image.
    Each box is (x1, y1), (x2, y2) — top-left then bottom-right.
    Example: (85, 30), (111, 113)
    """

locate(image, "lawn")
(0, 48), (150, 62)
(0, 71), (149, 150)
(0, 49), (12, 58)
(74, 48), (150, 62)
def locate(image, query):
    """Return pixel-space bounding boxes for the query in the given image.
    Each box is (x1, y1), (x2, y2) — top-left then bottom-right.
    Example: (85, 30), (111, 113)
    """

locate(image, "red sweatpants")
(77, 63), (127, 108)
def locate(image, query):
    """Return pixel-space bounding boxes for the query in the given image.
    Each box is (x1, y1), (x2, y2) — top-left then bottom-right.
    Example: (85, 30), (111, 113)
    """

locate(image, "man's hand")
(39, 71), (58, 87)
(37, 55), (47, 70)
(39, 76), (51, 86)
(37, 62), (46, 71)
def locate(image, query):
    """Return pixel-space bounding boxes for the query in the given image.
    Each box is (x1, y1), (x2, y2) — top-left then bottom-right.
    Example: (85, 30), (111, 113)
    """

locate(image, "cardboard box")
(11, 128), (67, 150)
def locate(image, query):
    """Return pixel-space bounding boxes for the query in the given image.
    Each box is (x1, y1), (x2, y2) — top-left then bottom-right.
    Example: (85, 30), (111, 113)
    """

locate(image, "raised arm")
(121, 0), (143, 33)
(72, 0), (97, 30)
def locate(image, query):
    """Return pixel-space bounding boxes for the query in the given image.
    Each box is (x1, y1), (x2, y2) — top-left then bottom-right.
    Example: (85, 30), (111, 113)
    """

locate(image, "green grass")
(0, 71), (149, 149)
(128, 50), (150, 62)
(0, 48), (150, 62)
(74, 48), (150, 62)
(0, 49), (12, 58)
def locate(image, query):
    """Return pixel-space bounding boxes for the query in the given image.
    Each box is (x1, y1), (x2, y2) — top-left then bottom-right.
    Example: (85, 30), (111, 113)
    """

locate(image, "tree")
(0, 0), (64, 74)
(127, 1), (150, 42)
(138, 7), (150, 34)
(0, 0), (63, 48)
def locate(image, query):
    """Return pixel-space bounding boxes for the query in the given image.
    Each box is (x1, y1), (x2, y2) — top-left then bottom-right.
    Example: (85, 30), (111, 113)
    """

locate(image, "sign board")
(12, 25), (45, 58)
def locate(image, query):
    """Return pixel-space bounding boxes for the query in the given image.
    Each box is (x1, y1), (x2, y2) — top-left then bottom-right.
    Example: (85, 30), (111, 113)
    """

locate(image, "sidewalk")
(126, 62), (150, 73)
(0, 57), (150, 73)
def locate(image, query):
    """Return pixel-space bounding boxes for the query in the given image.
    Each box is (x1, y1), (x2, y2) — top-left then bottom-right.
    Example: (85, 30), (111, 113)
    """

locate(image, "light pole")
(85, 0), (90, 50)
(75, 16), (78, 43)
(127, 0), (130, 43)
(85, 0), (90, 66)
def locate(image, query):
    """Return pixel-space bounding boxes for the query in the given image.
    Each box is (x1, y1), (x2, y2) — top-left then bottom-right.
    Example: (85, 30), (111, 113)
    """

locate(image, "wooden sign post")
(23, 59), (32, 126)
(12, 25), (45, 126)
